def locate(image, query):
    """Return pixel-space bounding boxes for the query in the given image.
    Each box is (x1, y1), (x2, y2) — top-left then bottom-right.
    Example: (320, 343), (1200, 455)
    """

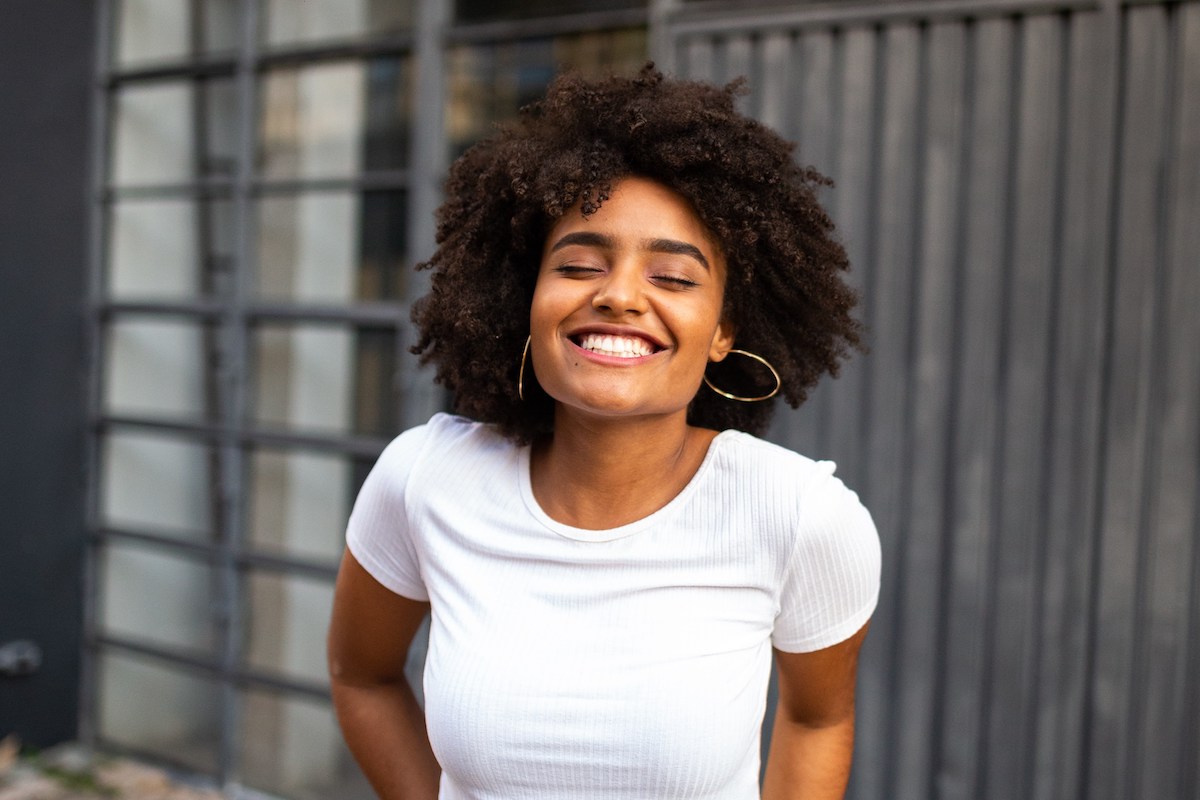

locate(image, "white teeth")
(578, 333), (654, 358)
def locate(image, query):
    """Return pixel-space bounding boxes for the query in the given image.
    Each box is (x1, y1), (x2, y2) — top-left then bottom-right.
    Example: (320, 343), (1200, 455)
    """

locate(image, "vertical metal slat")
(218, 0), (261, 787)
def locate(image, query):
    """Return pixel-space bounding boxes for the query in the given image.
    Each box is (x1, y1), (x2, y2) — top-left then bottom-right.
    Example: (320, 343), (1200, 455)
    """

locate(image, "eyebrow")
(548, 231), (710, 270)
(647, 238), (710, 270)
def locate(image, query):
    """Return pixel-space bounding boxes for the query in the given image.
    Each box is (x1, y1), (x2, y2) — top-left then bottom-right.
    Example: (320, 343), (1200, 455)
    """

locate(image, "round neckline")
(518, 429), (739, 542)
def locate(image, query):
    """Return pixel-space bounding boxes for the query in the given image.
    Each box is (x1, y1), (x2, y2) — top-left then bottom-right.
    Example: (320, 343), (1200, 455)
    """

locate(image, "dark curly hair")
(411, 64), (862, 443)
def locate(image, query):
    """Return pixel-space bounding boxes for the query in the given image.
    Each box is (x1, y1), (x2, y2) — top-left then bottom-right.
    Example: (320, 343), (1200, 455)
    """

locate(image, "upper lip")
(564, 324), (668, 351)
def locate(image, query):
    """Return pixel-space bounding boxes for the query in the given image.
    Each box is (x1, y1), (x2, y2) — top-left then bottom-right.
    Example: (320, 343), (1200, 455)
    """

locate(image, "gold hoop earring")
(703, 349), (781, 402)
(518, 335), (532, 401)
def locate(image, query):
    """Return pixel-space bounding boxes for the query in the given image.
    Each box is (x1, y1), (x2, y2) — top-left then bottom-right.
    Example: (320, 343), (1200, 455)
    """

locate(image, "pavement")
(0, 737), (222, 800)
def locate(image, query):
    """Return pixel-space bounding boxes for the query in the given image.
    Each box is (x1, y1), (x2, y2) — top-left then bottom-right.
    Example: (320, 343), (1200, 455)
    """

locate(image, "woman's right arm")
(328, 550), (441, 800)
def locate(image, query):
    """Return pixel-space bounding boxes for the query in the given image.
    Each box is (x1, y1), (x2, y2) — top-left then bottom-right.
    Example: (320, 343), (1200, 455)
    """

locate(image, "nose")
(591, 263), (647, 315)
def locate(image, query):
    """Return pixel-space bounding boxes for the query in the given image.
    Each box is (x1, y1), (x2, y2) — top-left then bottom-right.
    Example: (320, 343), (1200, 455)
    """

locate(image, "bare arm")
(328, 550), (441, 800)
(761, 622), (870, 800)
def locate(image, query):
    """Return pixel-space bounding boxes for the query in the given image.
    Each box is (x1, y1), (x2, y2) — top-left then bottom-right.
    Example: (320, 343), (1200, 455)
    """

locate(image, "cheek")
(528, 283), (554, 337)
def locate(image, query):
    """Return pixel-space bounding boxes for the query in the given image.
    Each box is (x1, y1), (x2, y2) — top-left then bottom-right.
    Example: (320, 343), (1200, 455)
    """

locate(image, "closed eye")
(554, 264), (602, 276)
(654, 275), (700, 288)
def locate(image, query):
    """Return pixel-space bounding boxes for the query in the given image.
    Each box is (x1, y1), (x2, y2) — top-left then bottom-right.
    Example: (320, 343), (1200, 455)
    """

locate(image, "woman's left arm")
(761, 621), (871, 800)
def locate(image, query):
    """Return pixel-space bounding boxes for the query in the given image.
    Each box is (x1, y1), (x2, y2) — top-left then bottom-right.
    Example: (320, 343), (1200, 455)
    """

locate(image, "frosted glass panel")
(114, 0), (188, 65)
(262, 0), (413, 47)
(101, 431), (213, 540)
(243, 571), (334, 685)
(108, 198), (234, 299)
(99, 543), (217, 654)
(256, 193), (358, 302)
(240, 690), (374, 800)
(255, 191), (407, 302)
(104, 318), (209, 420)
(98, 650), (220, 773)
(111, 79), (237, 186)
(203, 0), (241, 56)
(114, 0), (240, 66)
(259, 58), (411, 179)
(251, 324), (397, 436)
(259, 62), (365, 179)
(246, 448), (358, 563)
(252, 325), (354, 433)
(110, 199), (194, 297)
(112, 82), (192, 185)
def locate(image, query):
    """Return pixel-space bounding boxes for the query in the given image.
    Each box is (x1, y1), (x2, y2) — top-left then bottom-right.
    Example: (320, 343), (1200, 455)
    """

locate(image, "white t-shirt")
(347, 413), (880, 800)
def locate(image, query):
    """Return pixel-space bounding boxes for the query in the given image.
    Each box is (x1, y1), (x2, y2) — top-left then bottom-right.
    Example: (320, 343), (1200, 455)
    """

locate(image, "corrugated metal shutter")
(659, 2), (1200, 798)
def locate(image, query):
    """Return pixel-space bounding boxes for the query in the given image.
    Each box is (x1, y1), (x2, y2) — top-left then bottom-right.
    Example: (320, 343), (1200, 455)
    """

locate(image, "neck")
(530, 408), (718, 529)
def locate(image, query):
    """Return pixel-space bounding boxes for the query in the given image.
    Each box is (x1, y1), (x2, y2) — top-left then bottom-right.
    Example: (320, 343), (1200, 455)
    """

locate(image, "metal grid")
(81, 0), (651, 792)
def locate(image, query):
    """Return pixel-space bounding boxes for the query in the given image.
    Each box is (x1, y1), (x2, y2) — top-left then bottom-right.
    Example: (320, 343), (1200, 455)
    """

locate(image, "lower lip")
(568, 339), (664, 366)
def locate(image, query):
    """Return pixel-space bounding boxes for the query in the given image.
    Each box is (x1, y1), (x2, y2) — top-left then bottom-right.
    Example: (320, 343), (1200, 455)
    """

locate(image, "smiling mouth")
(572, 333), (660, 359)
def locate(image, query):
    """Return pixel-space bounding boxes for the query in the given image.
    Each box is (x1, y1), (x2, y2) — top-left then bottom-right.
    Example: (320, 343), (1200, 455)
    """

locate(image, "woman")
(328, 65), (881, 800)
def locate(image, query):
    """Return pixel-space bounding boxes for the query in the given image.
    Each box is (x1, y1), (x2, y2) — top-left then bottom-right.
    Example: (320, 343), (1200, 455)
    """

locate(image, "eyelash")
(554, 265), (699, 288)
(656, 275), (700, 288)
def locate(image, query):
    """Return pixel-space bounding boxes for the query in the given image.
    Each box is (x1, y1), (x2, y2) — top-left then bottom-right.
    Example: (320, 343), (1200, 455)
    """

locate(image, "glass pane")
(113, 0), (189, 66)
(100, 430), (214, 541)
(456, 0), (642, 22)
(103, 317), (212, 420)
(242, 571), (334, 685)
(114, 0), (241, 66)
(251, 323), (398, 437)
(240, 690), (374, 800)
(98, 649), (221, 773)
(246, 447), (367, 563)
(262, 0), (413, 48)
(362, 58), (413, 172)
(259, 58), (412, 180)
(256, 190), (407, 302)
(108, 198), (234, 299)
(111, 78), (238, 186)
(445, 29), (647, 156)
(99, 542), (218, 654)
(203, 0), (241, 55)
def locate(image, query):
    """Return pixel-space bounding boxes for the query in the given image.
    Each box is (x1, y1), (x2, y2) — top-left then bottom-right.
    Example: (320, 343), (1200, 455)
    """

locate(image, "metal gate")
(655, 1), (1200, 798)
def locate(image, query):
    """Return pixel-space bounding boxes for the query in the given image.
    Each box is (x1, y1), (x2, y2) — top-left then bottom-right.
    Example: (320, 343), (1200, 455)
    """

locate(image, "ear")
(708, 317), (737, 362)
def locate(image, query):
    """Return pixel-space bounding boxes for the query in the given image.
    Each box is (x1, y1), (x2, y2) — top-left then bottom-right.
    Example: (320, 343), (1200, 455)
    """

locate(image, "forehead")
(544, 176), (724, 262)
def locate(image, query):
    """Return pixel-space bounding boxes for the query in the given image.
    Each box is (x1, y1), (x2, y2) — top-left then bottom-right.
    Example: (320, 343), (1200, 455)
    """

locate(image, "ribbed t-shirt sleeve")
(772, 463), (881, 653)
(345, 423), (432, 602)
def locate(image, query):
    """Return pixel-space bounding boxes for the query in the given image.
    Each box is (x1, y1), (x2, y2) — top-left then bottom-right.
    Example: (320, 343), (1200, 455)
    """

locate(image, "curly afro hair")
(411, 64), (862, 443)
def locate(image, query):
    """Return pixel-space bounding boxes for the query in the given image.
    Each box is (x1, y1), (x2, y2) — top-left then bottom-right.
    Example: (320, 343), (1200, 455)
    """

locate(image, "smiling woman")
(327, 65), (881, 800)
(411, 65), (861, 443)
(529, 177), (734, 428)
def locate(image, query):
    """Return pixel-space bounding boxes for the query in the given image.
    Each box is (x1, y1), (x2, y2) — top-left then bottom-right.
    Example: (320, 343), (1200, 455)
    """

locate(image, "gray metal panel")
(1132, 5), (1200, 799)
(755, 30), (795, 137)
(1033, 11), (1117, 800)
(822, 27), (885, 799)
(1090, 6), (1172, 800)
(764, 28), (834, 458)
(865, 23), (925, 800)
(823, 26), (877, 496)
(984, 14), (1062, 800)
(904, 19), (965, 800)
(1160, 15), (1200, 800)
(940, 19), (1014, 800)
(661, 2), (1200, 799)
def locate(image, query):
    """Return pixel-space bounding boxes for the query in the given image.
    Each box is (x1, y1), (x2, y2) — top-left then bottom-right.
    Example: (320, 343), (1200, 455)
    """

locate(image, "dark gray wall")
(0, 0), (95, 747)
(667, 1), (1200, 799)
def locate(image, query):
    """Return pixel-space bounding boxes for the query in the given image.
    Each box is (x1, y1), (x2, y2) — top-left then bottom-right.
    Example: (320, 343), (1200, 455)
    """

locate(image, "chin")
(557, 396), (688, 424)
